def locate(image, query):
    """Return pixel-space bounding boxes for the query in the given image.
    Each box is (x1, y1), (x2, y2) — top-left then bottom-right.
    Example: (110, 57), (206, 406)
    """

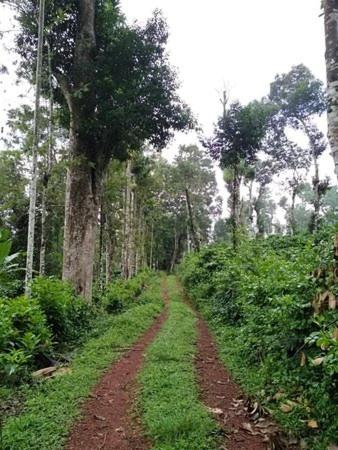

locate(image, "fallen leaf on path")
(307, 419), (319, 429)
(207, 406), (223, 415)
(115, 427), (124, 433)
(241, 422), (253, 433)
(94, 414), (106, 421)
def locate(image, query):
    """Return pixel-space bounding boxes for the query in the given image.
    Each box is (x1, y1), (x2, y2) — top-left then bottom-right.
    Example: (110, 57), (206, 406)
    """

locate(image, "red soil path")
(66, 285), (169, 450)
(196, 317), (267, 450)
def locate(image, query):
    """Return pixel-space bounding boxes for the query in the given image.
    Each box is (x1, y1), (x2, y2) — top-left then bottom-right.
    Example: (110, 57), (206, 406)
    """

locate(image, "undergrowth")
(179, 226), (338, 450)
(139, 275), (218, 450)
(0, 275), (164, 450)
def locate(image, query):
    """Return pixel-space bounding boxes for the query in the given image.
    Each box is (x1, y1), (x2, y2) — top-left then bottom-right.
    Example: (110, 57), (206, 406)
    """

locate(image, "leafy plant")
(31, 277), (92, 345)
(0, 228), (23, 297)
(179, 225), (338, 448)
(0, 296), (52, 382)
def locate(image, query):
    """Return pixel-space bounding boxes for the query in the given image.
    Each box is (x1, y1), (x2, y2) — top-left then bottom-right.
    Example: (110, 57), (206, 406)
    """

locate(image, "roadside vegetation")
(0, 273), (164, 450)
(179, 226), (338, 450)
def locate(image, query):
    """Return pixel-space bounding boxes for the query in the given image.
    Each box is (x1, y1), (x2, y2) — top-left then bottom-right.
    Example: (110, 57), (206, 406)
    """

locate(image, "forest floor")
(65, 276), (269, 450)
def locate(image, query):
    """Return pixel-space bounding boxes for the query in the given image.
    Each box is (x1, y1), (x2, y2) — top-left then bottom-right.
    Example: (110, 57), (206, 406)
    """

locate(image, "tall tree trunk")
(231, 167), (241, 249)
(149, 222), (154, 268)
(170, 224), (178, 272)
(39, 183), (48, 276)
(248, 178), (254, 229)
(61, 0), (97, 300)
(255, 184), (265, 237)
(128, 189), (136, 277)
(62, 155), (100, 300)
(39, 41), (54, 276)
(301, 119), (321, 232)
(122, 160), (132, 279)
(25, 0), (45, 296)
(311, 153), (320, 232)
(324, 0), (338, 177)
(185, 187), (200, 251)
(290, 187), (297, 235)
(105, 223), (113, 287)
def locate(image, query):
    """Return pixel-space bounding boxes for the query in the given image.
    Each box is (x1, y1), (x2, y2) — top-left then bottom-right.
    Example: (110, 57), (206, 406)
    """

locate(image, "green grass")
(1, 276), (164, 450)
(139, 276), (217, 450)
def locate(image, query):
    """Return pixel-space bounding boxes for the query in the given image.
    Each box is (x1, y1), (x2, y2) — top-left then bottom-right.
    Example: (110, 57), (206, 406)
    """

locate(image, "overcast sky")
(0, 0), (336, 213)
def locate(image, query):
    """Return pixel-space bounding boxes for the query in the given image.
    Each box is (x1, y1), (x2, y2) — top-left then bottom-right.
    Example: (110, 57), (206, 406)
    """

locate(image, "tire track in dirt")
(66, 279), (169, 450)
(196, 317), (267, 450)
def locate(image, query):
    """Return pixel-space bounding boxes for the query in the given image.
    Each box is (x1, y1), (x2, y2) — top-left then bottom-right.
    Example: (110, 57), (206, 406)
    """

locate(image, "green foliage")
(0, 228), (24, 297)
(180, 226), (338, 448)
(139, 276), (217, 449)
(1, 276), (164, 450)
(102, 270), (154, 313)
(0, 296), (51, 382)
(31, 278), (92, 345)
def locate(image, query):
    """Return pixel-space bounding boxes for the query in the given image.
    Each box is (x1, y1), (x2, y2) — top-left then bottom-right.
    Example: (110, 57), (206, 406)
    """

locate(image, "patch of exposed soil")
(196, 318), (268, 450)
(66, 285), (169, 450)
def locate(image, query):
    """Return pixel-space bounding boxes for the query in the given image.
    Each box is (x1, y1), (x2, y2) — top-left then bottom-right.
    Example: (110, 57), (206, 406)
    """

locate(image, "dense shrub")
(0, 296), (51, 382)
(180, 225), (338, 449)
(102, 270), (154, 313)
(31, 277), (92, 345)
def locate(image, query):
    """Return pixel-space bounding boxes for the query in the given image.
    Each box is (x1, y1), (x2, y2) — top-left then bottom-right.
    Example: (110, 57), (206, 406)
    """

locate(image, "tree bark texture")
(62, 155), (99, 301)
(324, 0), (338, 178)
(61, 0), (98, 300)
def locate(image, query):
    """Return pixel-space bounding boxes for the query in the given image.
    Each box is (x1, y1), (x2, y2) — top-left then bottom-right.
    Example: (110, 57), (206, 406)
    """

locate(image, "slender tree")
(25, 0), (45, 296)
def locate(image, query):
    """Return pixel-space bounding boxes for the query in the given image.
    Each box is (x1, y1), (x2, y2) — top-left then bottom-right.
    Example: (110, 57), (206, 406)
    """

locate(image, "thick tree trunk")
(61, 0), (97, 300)
(62, 154), (99, 301)
(324, 0), (338, 177)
